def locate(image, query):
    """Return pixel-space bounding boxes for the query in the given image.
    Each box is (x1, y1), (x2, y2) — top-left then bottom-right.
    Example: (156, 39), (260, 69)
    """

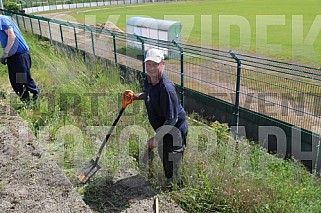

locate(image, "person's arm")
(4, 28), (16, 55)
(134, 92), (146, 100)
(0, 28), (16, 65)
(146, 117), (179, 149)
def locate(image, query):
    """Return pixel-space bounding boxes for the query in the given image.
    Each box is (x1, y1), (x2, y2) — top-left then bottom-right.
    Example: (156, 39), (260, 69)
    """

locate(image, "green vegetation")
(35, 0), (321, 65)
(4, 1), (20, 10)
(175, 121), (321, 212)
(0, 34), (320, 212)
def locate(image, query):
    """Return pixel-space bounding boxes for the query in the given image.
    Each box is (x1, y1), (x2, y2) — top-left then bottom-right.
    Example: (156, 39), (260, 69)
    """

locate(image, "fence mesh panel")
(5, 10), (321, 135)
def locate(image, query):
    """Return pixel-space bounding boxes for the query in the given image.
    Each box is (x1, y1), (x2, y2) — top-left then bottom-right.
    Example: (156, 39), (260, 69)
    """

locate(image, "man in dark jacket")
(128, 48), (188, 187)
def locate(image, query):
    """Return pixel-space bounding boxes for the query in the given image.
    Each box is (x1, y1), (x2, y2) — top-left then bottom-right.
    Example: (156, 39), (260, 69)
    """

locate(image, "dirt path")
(0, 101), (93, 213)
(0, 99), (186, 212)
(84, 168), (185, 212)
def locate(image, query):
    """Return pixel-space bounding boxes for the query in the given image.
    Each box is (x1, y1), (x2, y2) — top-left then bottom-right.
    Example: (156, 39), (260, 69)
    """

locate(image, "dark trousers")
(158, 131), (187, 183)
(7, 52), (40, 101)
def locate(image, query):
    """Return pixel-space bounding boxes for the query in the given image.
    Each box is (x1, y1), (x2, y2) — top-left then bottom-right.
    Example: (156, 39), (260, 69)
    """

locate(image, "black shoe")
(20, 97), (30, 105)
(163, 178), (183, 191)
(32, 93), (39, 101)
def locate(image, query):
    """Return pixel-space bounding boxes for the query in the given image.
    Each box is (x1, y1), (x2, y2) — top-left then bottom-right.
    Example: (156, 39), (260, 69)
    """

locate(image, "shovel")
(78, 90), (134, 183)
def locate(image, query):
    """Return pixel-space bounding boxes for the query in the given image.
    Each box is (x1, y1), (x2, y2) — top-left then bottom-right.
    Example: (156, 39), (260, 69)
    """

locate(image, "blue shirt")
(144, 74), (188, 134)
(0, 15), (29, 56)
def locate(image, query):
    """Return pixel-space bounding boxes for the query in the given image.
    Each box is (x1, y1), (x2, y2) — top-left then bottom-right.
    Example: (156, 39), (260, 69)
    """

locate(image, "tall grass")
(1, 33), (155, 212)
(173, 120), (321, 212)
(1, 34), (320, 212)
(0, 33), (145, 178)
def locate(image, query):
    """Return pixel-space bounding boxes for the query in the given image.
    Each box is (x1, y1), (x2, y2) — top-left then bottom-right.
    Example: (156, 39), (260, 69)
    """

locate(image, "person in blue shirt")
(0, 11), (40, 103)
(126, 48), (188, 188)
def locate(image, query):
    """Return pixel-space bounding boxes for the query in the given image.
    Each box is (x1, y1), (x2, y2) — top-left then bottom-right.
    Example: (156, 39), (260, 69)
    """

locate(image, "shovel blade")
(78, 159), (101, 184)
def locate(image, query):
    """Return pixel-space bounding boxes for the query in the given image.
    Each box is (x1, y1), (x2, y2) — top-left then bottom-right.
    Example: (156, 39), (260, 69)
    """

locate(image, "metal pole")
(0, 0), (3, 9)
(172, 40), (184, 107)
(74, 26), (78, 50)
(29, 17), (34, 34)
(15, 14), (20, 28)
(136, 35), (145, 74)
(48, 20), (52, 43)
(314, 136), (321, 177)
(59, 24), (63, 44)
(91, 30), (95, 56)
(229, 50), (242, 138)
(112, 33), (117, 65)
(22, 16), (27, 32)
(38, 19), (42, 37)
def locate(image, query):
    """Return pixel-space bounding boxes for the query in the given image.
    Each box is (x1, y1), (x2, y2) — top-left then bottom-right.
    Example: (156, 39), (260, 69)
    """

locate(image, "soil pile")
(0, 102), (92, 213)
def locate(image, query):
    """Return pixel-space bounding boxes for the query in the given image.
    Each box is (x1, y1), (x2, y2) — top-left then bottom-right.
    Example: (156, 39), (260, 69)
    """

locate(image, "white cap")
(144, 49), (164, 63)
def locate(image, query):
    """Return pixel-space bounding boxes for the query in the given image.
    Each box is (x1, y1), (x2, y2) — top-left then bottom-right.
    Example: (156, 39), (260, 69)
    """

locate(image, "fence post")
(172, 40), (184, 107)
(135, 35), (145, 74)
(59, 24), (64, 44)
(90, 29), (95, 56)
(314, 136), (321, 177)
(29, 17), (34, 34)
(38, 19), (42, 37)
(48, 20), (52, 43)
(74, 26), (78, 50)
(22, 15), (27, 32)
(229, 50), (242, 138)
(112, 32), (118, 65)
(15, 14), (20, 28)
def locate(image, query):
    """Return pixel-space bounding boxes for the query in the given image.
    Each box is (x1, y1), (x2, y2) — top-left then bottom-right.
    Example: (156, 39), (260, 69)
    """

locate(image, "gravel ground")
(0, 100), (186, 212)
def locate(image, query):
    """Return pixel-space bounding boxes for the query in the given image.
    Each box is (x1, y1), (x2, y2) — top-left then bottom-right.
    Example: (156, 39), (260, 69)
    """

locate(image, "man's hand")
(1, 53), (8, 65)
(146, 137), (158, 150)
(141, 138), (156, 166)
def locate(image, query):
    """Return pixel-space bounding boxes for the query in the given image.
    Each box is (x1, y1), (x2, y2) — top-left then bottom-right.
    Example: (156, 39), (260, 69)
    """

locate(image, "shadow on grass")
(82, 173), (156, 212)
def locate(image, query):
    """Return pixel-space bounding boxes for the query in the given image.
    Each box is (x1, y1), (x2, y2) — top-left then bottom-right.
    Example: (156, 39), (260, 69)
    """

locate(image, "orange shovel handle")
(123, 90), (134, 108)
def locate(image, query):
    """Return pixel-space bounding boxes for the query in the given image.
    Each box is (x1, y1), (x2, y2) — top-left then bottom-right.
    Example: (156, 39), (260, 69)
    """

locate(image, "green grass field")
(39, 0), (321, 65)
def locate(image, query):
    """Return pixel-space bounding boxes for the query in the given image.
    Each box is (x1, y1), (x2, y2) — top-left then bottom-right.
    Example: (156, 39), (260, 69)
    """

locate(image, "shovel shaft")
(94, 107), (125, 163)
(79, 91), (134, 183)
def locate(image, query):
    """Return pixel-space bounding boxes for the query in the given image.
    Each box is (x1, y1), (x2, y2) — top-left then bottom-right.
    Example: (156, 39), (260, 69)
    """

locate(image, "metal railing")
(4, 10), (321, 138)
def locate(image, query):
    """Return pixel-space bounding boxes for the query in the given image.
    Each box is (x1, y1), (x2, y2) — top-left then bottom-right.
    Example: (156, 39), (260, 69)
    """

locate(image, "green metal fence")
(3, 10), (321, 173)
(5, 10), (321, 133)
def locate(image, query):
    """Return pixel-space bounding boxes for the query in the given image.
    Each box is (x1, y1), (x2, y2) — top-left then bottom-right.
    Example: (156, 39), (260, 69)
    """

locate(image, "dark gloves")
(1, 53), (8, 65)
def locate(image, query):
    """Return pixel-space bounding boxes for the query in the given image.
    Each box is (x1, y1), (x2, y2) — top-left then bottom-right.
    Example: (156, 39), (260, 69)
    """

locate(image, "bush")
(4, 2), (19, 11)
